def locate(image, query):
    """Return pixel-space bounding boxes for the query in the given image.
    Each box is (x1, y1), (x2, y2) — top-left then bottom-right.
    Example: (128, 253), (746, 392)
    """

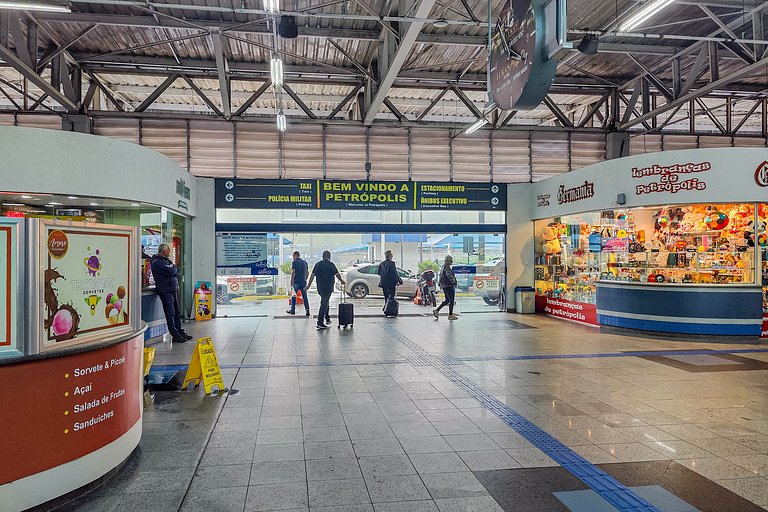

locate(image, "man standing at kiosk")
(151, 244), (192, 342)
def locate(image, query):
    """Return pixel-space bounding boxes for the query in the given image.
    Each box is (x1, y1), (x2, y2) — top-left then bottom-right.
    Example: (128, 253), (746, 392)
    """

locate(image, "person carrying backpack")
(434, 255), (458, 320)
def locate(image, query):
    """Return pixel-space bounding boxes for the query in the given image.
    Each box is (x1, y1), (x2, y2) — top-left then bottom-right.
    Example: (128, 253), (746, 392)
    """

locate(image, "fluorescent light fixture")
(270, 57), (284, 87)
(464, 118), (488, 135)
(46, 202), (62, 206)
(131, 203), (140, 206)
(0, 0), (70, 12)
(276, 112), (286, 132)
(20, 195), (32, 199)
(3, 203), (24, 206)
(264, 0), (279, 14)
(620, 0), (675, 32)
(67, 195), (78, 199)
(432, 19), (449, 28)
(89, 202), (99, 206)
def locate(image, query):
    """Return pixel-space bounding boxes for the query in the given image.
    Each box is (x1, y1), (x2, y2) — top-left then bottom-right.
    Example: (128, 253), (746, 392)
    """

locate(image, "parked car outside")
(216, 276), (275, 304)
(472, 257), (505, 305)
(337, 264), (419, 299)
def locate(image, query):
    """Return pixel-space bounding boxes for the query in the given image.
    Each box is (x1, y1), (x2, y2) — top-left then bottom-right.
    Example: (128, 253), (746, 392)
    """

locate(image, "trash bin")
(514, 286), (535, 314)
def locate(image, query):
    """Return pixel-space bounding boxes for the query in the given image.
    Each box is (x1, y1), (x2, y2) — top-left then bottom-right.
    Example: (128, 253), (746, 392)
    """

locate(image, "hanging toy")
(616, 211), (628, 221)
(657, 215), (671, 228)
(704, 210), (729, 231)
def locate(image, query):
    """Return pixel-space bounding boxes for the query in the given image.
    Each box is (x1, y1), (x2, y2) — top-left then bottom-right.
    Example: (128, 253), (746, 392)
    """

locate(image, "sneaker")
(286, 309), (295, 315)
(180, 331), (193, 340)
(306, 310), (311, 317)
(432, 309), (439, 319)
(171, 336), (188, 343)
(448, 314), (459, 320)
(325, 318), (331, 324)
(316, 324), (328, 330)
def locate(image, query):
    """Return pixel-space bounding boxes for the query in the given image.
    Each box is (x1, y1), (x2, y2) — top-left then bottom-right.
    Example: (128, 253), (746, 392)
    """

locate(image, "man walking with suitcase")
(307, 251), (345, 330)
(377, 250), (402, 316)
(287, 251), (310, 317)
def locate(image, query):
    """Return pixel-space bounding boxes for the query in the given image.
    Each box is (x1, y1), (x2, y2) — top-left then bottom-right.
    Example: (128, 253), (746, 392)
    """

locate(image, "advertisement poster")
(194, 281), (213, 321)
(762, 314), (768, 339)
(535, 296), (598, 327)
(216, 233), (268, 274)
(0, 336), (142, 484)
(0, 225), (11, 347)
(44, 226), (132, 347)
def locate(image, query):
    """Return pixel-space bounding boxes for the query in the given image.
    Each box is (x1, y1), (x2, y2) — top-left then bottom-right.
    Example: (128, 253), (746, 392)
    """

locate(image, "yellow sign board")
(182, 337), (225, 393)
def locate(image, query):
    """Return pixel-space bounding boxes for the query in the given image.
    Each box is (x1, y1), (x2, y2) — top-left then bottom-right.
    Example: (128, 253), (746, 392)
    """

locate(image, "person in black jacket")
(150, 244), (192, 343)
(377, 250), (402, 309)
(434, 255), (458, 320)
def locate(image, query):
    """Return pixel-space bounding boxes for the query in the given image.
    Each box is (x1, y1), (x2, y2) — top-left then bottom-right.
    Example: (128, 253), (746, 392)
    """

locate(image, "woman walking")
(434, 255), (458, 320)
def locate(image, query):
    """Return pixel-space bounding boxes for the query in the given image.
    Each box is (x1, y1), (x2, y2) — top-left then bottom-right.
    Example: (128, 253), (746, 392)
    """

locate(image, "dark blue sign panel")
(215, 179), (506, 211)
(452, 265), (477, 274)
(217, 179), (316, 209)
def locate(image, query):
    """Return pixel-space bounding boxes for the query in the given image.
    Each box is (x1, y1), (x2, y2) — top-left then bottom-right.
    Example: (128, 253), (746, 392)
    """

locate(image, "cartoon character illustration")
(84, 295), (101, 316)
(83, 248), (102, 276)
(45, 267), (80, 342)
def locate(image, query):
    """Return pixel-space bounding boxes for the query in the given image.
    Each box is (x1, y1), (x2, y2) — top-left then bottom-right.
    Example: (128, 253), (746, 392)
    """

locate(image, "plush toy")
(534, 233), (546, 255)
(542, 226), (562, 255)
(745, 220), (767, 247)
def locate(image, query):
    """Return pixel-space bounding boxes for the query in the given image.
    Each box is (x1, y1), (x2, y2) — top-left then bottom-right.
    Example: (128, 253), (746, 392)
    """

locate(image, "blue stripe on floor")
(149, 347), (768, 373)
(377, 323), (661, 512)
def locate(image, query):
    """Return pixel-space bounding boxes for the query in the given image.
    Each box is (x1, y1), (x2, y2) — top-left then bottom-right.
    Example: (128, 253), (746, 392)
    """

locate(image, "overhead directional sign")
(216, 179), (506, 211)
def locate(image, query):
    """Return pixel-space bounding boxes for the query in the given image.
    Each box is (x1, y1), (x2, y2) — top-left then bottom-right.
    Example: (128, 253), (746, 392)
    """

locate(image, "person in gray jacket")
(434, 255), (458, 320)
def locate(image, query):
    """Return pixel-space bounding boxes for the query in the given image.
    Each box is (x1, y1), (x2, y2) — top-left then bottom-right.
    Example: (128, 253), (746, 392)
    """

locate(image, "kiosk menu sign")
(216, 179), (506, 211)
(35, 221), (138, 352)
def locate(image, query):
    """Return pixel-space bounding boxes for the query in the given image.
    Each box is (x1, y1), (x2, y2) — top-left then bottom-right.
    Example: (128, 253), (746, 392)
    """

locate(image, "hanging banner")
(182, 338), (225, 394)
(216, 233), (268, 274)
(194, 281), (213, 321)
(216, 179), (507, 211)
(40, 222), (135, 351)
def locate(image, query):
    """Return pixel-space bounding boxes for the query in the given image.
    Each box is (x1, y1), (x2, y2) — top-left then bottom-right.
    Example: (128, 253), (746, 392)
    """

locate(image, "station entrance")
(214, 179), (508, 319)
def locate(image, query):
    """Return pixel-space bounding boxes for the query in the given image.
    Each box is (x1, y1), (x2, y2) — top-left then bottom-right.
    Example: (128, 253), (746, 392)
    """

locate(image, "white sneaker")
(433, 309), (439, 319)
(448, 314), (459, 320)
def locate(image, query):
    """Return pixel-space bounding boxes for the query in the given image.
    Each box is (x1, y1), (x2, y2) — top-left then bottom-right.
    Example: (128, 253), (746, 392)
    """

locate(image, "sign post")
(182, 338), (225, 394)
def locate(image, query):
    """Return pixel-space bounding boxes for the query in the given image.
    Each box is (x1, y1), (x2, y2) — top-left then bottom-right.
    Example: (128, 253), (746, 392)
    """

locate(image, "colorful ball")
(704, 211), (729, 230)
(658, 215), (671, 228)
(758, 233), (768, 246)
(114, 300), (122, 312)
(616, 211), (628, 221)
(52, 309), (73, 336)
(617, 229), (627, 239)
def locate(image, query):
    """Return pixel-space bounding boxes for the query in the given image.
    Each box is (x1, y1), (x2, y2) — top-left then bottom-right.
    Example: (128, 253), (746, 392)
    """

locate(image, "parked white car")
(337, 264), (419, 299)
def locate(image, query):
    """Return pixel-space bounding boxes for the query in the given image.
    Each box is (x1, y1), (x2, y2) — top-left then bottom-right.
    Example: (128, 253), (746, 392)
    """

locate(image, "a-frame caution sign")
(182, 337), (226, 394)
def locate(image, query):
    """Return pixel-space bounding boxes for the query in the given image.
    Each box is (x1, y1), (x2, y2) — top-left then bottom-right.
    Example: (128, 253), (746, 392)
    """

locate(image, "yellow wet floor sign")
(182, 337), (226, 393)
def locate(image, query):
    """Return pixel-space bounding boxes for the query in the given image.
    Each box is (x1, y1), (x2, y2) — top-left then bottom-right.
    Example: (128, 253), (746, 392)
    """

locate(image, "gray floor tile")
(124, 468), (194, 493)
(456, 450), (521, 471)
(308, 478), (371, 508)
(180, 485), (248, 512)
(305, 440), (357, 459)
(250, 460), (307, 484)
(443, 435), (498, 452)
(253, 443), (305, 462)
(191, 463), (252, 489)
(420, 472), (489, 499)
(352, 438), (406, 457)
(399, 437), (453, 454)
(366, 475), (431, 503)
(433, 497), (504, 512)
(304, 426), (352, 442)
(245, 482), (309, 511)
(311, 506), (374, 512)
(306, 457), (364, 481)
(359, 455), (417, 477)
(257, 428), (304, 445)
(409, 452), (470, 474)
(373, 502), (440, 512)
(260, 415), (303, 429)
(201, 445), (255, 466)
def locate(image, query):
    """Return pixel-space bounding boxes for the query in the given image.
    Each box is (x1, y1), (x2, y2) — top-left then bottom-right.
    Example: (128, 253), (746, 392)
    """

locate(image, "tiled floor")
(62, 302), (768, 512)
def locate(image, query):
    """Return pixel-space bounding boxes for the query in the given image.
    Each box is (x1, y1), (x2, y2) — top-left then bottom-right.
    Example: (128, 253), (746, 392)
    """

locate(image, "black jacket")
(150, 254), (179, 293)
(377, 259), (402, 288)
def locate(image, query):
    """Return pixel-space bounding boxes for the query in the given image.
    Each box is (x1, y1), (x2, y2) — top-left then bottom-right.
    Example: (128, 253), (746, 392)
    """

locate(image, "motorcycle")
(417, 270), (437, 307)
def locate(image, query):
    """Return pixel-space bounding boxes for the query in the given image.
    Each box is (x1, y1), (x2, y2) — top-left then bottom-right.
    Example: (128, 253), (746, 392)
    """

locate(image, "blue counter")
(596, 282), (763, 337)
(141, 290), (168, 340)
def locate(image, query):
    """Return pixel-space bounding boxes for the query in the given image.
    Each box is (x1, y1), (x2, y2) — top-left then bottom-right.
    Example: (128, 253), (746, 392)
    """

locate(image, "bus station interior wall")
(191, 178), (217, 316)
(0, 126), (197, 218)
(505, 184), (534, 309)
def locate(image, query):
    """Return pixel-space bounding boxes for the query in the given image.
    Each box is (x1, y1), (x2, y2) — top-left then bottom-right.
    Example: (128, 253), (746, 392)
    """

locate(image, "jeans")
(158, 291), (183, 337)
(290, 283), (309, 312)
(318, 291), (332, 325)
(436, 286), (455, 315)
(382, 286), (396, 308)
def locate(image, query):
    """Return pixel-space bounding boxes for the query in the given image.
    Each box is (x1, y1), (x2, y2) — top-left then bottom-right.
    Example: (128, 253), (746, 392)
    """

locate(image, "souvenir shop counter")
(595, 281), (763, 337)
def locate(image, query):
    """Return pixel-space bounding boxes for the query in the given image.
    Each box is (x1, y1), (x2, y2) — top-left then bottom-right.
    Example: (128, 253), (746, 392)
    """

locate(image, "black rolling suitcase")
(384, 298), (399, 318)
(338, 290), (354, 328)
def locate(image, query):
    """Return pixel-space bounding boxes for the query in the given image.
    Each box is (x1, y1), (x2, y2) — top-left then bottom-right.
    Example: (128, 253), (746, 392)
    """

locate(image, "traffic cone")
(296, 290), (304, 305)
(413, 288), (421, 305)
